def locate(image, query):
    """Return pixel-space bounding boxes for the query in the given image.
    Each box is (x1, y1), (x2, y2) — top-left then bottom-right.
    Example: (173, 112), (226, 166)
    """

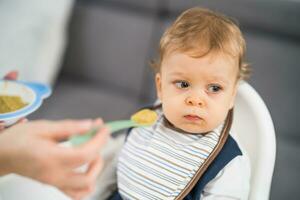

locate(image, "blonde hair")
(151, 7), (251, 80)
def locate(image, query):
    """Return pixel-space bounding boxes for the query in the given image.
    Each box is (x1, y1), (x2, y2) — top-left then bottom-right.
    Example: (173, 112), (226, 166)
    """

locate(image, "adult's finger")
(0, 118), (26, 132)
(0, 125), (5, 132)
(0, 121), (5, 132)
(17, 118), (28, 124)
(60, 126), (109, 167)
(65, 158), (103, 198)
(4, 71), (18, 80)
(59, 166), (98, 190)
(85, 156), (103, 184)
(64, 156), (102, 190)
(79, 123), (110, 153)
(38, 120), (95, 141)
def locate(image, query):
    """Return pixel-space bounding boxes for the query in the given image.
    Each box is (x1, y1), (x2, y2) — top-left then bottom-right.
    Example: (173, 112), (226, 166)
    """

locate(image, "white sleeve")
(201, 154), (251, 200)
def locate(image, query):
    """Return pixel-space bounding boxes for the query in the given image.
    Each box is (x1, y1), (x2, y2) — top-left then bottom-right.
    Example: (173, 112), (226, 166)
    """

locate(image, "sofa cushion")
(165, 0), (300, 39)
(31, 78), (140, 122)
(62, 3), (157, 98)
(80, 0), (160, 11)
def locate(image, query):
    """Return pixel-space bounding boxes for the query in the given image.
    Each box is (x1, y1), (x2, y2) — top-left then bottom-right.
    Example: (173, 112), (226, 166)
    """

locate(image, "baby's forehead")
(162, 50), (238, 69)
(161, 51), (239, 80)
(165, 48), (237, 61)
(168, 67), (233, 80)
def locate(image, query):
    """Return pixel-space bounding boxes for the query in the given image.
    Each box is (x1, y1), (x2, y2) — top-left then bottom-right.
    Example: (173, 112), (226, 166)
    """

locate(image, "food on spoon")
(130, 109), (158, 125)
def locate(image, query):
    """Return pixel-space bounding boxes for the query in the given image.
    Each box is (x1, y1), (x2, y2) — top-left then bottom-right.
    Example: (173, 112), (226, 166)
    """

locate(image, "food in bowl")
(0, 95), (28, 114)
(0, 80), (51, 126)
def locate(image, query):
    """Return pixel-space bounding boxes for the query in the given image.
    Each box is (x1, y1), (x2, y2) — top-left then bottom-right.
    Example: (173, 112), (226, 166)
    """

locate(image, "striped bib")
(117, 114), (224, 200)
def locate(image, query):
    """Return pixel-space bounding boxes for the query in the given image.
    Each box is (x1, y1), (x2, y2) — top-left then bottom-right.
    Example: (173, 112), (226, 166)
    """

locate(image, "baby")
(109, 7), (251, 200)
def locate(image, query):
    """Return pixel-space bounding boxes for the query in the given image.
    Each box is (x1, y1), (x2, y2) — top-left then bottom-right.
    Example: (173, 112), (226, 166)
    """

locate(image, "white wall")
(0, 0), (74, 85)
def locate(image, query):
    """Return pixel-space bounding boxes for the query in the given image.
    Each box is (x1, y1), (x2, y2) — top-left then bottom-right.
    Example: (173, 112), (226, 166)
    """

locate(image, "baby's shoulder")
(218, 134), (243, 159)
(202, 134), (251, 198)
(209, 133), (250, 177)
(216, 133), (251, 185)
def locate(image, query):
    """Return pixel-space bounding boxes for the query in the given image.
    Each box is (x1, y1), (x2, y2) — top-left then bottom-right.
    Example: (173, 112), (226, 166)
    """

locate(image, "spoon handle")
(106, 120), (136, 132)
(69, 120), (136, 146)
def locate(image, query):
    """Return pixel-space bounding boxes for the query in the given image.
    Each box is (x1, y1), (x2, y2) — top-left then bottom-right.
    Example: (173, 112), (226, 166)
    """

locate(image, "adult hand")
(3, 70), (18, 80)
(0, 119), (109, 200)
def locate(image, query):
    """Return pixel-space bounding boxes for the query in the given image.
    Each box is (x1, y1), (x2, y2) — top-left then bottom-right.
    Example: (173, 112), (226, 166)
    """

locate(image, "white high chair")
(231, 81), (276, 200)
(0, 82), (276, 200)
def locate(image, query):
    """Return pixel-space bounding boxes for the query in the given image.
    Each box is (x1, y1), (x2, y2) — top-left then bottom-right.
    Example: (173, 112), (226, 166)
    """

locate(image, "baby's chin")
(164, 116), (215, 134)
(177, 123), (212, 135)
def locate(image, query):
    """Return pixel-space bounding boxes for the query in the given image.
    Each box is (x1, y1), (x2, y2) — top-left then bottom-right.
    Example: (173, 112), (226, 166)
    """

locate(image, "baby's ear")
(155, 73), (162, 100)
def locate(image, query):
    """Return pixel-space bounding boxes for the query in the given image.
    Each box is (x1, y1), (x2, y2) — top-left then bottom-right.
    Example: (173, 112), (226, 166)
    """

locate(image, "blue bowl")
(0, 80), (51, 126)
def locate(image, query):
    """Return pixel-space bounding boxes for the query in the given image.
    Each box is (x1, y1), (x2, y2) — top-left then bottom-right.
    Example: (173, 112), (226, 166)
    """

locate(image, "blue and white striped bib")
(117, 113), (224, 200)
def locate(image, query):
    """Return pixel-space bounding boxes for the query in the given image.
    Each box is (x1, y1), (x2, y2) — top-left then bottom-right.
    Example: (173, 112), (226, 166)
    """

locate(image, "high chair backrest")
(231, 82), (276, 200)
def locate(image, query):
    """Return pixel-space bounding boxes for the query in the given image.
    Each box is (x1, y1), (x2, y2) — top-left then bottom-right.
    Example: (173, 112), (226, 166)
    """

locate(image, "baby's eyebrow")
(169, 72), (187, 77)
(209, 77), (229, 85)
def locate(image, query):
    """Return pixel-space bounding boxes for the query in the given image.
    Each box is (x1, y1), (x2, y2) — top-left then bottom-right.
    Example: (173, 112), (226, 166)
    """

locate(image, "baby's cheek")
(162, 106), (178, 123)
(163, 106), (174, 120)
(210, 108), (229, 127)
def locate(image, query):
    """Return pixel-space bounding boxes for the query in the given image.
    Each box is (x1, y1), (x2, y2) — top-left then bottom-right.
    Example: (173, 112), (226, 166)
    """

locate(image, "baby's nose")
(185, 96), (205, 107)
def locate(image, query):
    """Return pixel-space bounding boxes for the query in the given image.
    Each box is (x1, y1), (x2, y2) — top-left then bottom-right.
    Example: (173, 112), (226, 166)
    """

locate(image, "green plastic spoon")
(69, 109), (157, 146)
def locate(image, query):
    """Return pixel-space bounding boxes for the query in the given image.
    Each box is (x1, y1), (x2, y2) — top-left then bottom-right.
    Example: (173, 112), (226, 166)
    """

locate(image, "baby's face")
(155, 51), (238, 134)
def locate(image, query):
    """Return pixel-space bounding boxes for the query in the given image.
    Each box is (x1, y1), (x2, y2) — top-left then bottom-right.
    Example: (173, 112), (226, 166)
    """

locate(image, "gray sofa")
(32, 0), (300, 199)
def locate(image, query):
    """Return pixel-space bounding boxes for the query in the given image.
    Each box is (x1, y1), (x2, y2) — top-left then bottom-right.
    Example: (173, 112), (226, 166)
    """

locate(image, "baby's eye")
(175, 81), (190, 89)
(207, 84), (222, 93)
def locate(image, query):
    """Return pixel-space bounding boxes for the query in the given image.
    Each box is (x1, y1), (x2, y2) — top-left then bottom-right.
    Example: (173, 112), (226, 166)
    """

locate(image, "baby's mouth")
(184, 114), (202, 122)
